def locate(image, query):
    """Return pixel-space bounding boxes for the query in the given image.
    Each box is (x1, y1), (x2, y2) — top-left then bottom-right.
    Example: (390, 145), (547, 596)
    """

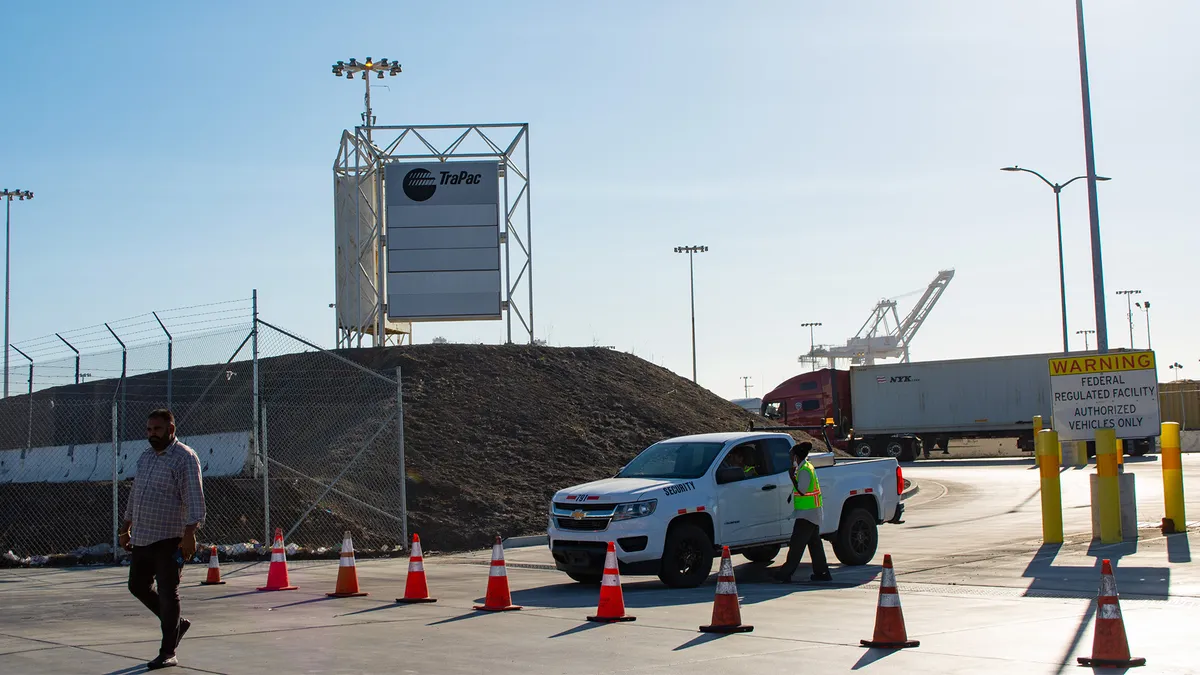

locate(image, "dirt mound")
(0, 343), (819, 561)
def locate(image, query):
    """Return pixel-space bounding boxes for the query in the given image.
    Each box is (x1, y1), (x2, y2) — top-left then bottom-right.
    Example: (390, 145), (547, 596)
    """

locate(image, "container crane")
(801, 270), (955, 369)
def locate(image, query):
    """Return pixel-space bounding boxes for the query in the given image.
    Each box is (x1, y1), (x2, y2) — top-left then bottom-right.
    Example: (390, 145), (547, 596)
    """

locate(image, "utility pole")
(674, 246), (708, 383)
(801, 322), (822, 371)
(1075, 0), (1109, 352)
(741, 376), (753, 399)
(2, 189), (33, 398)
(1115, 290), (1141, 349)
(332, 57), (402, 144)
(1076, 329), (1095, 351)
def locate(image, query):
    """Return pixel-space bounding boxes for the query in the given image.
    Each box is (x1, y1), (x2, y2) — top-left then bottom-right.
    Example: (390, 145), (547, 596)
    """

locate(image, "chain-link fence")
(0, 297), (407, 565)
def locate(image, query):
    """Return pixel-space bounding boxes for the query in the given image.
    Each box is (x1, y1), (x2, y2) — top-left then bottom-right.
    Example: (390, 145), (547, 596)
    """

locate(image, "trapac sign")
(1048, 351), (1161, 441)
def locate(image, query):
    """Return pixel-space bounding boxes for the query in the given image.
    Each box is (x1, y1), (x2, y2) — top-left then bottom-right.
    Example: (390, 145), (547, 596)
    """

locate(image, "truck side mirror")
(716, 466), (744, 485)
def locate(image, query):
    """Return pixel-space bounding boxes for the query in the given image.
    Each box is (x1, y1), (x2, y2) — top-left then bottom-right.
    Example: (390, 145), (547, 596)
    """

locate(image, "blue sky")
(2, 1), (1197, 399)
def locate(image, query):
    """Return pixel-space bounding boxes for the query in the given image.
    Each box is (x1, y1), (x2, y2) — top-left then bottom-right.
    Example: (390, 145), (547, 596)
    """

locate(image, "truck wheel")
(742, 544), (782, 563)
(885, 440), (905, 459)
(658, 523), (714, 588)
(832, 508), (878, 566)
(566, 572), (602, 585)
(852, 441), (874, 458)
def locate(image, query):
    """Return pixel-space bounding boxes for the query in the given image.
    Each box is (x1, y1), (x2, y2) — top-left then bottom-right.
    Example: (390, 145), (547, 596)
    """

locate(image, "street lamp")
(2, 189), (33, 398)
(1135, 301), (1151, 350)
(1076, 329), (1096, 351)
(331, 57), (402, 142)
(674, 245), (708, 383)
(1001, 167), (1110, 352)
(801, 322), (822, 371)
(1169, 362), (1183, 381)
(1115, 290), (1141, 349)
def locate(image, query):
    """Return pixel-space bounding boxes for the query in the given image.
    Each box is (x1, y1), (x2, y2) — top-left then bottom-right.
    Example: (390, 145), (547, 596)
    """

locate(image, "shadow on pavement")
(852, 647), (899, 670)
(1166, 533), (1191, 563)
(548, 621), (611, 639)
(910, 458), (1036, 469)
(269, 595), (338, 610)
(198, 589), (269, 601)
(100, 667), (148, 675)
(673, 632), (727, 651)
(427, 610), (493, 626)
(498, 560), (880, 609)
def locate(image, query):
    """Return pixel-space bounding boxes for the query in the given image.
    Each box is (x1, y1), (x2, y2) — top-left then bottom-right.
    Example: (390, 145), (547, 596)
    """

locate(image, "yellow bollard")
(1116, 439), (1124, 468)
(1037, 429), (1064, 543)
(1095, 429), (1122, 543)
(1162, 422), (1187, 532)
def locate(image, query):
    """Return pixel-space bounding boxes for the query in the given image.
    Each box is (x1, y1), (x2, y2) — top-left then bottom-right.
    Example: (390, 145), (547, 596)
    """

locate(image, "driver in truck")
(720, 446), (758, 479)
(773, 441), (833, 583)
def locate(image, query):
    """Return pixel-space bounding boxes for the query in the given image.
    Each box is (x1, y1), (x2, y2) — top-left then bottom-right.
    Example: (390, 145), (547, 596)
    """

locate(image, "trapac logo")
(402, 168), (437, 202)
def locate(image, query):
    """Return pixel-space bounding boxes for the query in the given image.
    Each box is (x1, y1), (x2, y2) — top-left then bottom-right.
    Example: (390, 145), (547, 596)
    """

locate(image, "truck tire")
(885, 440), (905, 459)
(832, 507), (878, 566)
(852, 441), (874, 458)
(658, 522), (715, 588)
(742, 544), (782, 563)
(566, 572), (602, 585)
(1128, 439), (1151, 457)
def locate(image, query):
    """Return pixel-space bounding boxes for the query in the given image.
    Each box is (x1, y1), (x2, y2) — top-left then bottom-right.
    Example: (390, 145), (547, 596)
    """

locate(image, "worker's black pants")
(779, 517), (830, 577)
(128, 537), (183, 657)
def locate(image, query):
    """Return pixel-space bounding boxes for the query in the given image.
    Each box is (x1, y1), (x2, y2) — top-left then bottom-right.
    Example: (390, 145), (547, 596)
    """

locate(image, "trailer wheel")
(852, 441), (874, 458)
(885, 440), (907, 460)
(832, 508), (878, 566)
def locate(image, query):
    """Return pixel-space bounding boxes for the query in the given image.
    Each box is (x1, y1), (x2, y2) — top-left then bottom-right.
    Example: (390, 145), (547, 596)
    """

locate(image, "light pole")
(1169, 362), (1183, 381)
(1075, 0), (1109, 352)
(674, 246), (708, 383)
(1076, 329), (1095, 351)
(801, 322), (822, 370)
(741, 376), (753, 399)
(331, 57), (402, 143)
(1135, 301), (1151, 350)
(1115, 290), (1141, 348)
(2, 189), (33, 398)
(1001, 167), (1110, 352)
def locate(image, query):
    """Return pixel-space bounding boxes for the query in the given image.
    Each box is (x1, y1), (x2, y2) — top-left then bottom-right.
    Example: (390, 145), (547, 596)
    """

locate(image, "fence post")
(112, 399), (119, 557)
(152, 311), (173, 410)
(252, 289), (264, 541)
(56, 333), (79, 384)
(11, 345), (31, 458)
(397, 366), (407, 548)
(262, 403), (269, 545)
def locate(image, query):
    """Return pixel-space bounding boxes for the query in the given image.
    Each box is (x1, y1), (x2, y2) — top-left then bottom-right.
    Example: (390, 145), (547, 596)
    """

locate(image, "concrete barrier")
(0, 431), (252, 484)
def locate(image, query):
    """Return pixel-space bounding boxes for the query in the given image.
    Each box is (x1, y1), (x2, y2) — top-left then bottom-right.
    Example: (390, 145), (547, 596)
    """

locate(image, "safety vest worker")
(792, 458), (822, 511)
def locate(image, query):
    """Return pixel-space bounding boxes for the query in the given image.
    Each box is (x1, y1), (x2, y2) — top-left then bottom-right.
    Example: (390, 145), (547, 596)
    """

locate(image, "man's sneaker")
(146, 654), (178, 670)
(810, 572), (833, 582)
(176, 618), (191, 649)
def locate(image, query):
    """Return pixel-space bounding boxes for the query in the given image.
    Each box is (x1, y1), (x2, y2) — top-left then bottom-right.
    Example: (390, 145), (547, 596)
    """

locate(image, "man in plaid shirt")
(120, 409), (206, 670)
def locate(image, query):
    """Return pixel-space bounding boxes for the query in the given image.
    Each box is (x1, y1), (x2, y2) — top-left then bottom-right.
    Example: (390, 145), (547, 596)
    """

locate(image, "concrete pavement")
(1, 455), (1198, 674)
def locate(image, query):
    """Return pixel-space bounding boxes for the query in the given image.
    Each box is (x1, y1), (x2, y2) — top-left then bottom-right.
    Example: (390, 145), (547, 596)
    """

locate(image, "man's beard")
(148, 435), (173, 451)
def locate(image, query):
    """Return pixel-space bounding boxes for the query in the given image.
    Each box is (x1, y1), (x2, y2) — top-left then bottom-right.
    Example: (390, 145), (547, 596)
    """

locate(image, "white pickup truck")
(548, 431), (906, 588)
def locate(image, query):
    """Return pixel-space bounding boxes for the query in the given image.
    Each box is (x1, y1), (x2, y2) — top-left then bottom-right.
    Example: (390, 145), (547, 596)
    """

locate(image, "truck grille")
(553, 502), (614, 512)
(556, 517), (610, 531)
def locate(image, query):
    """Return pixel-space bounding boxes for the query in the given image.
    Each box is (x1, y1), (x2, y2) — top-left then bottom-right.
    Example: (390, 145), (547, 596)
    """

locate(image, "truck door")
(715, 442), (785, 545)
(763, 437), (799, 537)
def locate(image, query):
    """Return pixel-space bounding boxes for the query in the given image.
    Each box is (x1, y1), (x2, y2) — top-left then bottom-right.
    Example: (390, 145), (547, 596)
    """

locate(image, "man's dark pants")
(779, 517), (830, 577)
(127, 537), (183, 657)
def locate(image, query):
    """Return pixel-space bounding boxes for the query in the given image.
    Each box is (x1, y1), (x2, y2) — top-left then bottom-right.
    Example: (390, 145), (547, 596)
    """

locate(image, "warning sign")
(1048, 351), (1161, 441)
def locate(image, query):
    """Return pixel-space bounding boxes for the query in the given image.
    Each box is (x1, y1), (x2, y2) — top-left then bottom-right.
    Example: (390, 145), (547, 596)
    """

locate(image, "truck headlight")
(612, 499), (657, 521)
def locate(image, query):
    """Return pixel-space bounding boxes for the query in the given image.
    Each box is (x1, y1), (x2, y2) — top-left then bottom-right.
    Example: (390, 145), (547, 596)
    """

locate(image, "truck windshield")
(617, 442), (724, 479)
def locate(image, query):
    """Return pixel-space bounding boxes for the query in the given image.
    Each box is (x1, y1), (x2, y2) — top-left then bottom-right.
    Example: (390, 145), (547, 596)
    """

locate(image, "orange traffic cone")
(700, 546), (752, 633)
(199, 545), (225, 585)
(587, 542), (635, 623)
(396, 533), (437, 603)
(257, 527), (298, 592)
(860, 554), (918, 649)
(326, 531), (368, 598)
(473, 536), (521, 612)
(1077, 559), (1146, 668)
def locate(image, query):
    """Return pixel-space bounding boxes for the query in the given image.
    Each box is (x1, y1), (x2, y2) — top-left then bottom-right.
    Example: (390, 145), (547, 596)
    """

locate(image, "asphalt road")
(2, 455), (1198, 674)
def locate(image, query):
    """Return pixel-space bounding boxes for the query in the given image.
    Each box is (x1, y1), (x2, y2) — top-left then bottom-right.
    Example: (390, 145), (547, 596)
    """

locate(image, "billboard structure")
(332, 124), (533, 347)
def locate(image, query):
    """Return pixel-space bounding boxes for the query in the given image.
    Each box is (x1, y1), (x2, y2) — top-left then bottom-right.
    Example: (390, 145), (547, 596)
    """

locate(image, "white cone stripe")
(879, 593), (901, 608)
(271, 552), (284, 563)
(719, 557), (734, 577)
(409, 560), (424, 573)
(881, 568), (896, 588)
(601, 574), (620, 587)
(208, 558), (220, 568)
(1099, 602), (1122, 619)
(489, 566), (508, 577)
(412, 542), (423, 557)
(1099, 575), (1117, 597)
(339, 556), (355, 567)
(604, 549), (618, 569)
(342, 539), (354, 554)
(716, 580), (737, 595)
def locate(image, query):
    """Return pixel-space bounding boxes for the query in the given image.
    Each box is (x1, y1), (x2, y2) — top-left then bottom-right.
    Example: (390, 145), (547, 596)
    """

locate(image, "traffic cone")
(199, 545), (225, 585)
(396, 533), (437, 603)
(587, 542), (635, 623)
(860, 554), (918, 649)
(326, 531), (368, 598)
(1077, 559), (1146, 668)
(700, 546), (752, 633)
(256, 527), (298, 592)
(473, 536), (521, 611)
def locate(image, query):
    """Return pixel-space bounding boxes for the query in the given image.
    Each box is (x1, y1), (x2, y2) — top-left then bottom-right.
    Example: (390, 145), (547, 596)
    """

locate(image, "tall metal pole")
(1053, 188), (1069, 352)
(396, 366), (408, 548)
(1116, 290), (1140, 349)
(1144, 304), (1152, 349)
(1076, 0), (1109, 352)
(252, 289), (264, 541)
(4, 198), (10, 398)
(112, 399), (119, 556)
(688, 251), (697, 383)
